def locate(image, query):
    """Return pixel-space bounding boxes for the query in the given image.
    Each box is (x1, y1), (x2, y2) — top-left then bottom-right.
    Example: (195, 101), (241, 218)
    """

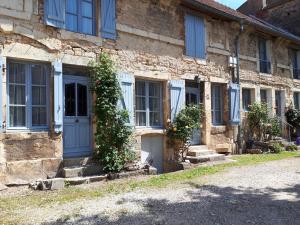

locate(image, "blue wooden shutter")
(117, 72), (134, 125)
(101, 0), (116, 40)
(53, 60), (63, 133)
(0, 56), (2, 131)
(229, 83), (240, 125)
(185, 14), (196, 57)
(170, 80), (185, 121)
(195, 16), (206, 59)
(44, 0), (66, 28)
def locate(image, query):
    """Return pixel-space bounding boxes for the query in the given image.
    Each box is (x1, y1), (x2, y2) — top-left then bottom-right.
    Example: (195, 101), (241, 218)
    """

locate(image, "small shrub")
(267, 117), (281, 138)
(167, 105), (203, 161)
(270, 142), (285, 153)
(286, 144), (298, 152)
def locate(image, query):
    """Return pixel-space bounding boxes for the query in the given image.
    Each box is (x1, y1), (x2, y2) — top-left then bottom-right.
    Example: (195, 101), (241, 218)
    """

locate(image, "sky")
(216, 0), (247, 9)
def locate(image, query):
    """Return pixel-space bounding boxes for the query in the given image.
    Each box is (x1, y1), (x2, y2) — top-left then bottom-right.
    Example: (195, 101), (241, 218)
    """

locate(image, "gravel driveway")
(16, 157), (300, 225)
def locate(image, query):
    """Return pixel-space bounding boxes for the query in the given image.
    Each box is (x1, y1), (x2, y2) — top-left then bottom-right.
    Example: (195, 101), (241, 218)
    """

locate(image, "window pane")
(77, 83), (88, 116)
(149, 97), (160, 111)
(32, 65), (46, 85)
(135, 81), (145, 96)
(9, 63), (25, 84)
(32, 86), (46, 105)
(66, 0), (77, 13)
(136, 96), (146, 111)
(9, 106), (25, 127)
(65, 83), (76, 116)
(149, 83), (160, 97)
(82, 18), (93, 35)
(150, 112), (161, 126)
(66, 14), (78, 32)
(32, 107), (47, 126)
(135, 112), (146, 126)
(9, 85), (25, 105)
(82, 1), (92, 17)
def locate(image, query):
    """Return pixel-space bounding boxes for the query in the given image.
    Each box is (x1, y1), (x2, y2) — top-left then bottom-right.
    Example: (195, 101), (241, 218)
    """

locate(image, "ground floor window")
(211, 84), (223, 125)
(7, 62), (49, 129)
(242, 88), (252, 111)
(135, 80), (162, 127)
(294, 92), (300, 110)
(260, 89), (267, 104)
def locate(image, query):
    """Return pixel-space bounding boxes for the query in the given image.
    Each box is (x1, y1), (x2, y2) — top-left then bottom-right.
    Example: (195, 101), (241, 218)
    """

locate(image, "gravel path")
(15, 158), (300, 225)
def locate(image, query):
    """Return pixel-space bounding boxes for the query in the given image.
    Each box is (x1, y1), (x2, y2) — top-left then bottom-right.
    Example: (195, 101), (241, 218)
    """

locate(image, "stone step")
(62, 164), (103, 178)
(65, 175), (107, 186)
(63, 157), (94, 167)
(189, 145), (209, 151)
(187, 149), (215, 157)
(186, 153), (226, 164)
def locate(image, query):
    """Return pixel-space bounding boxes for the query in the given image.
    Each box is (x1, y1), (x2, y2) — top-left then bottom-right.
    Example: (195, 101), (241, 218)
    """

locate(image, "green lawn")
(1, 151), (299, 224)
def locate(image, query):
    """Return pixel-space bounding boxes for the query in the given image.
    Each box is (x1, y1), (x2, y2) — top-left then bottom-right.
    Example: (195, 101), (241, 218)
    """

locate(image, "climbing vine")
(89, 53), (134, 172)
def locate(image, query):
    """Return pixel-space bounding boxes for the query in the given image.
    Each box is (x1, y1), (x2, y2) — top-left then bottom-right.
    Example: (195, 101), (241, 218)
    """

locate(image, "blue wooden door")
(63, 75), (91, 158)
(186, 87), (201, 145)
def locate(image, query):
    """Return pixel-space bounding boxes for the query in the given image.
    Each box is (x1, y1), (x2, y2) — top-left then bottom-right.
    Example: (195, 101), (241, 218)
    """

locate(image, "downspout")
(235, 20), (244, 154)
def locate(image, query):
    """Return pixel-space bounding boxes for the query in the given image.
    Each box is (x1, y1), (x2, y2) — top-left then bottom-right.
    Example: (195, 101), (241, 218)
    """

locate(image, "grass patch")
(0, 151), (299, 224)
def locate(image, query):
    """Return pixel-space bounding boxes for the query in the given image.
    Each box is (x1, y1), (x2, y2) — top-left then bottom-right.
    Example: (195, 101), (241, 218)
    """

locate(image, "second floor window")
(135, 80), (162, 127)
(185, 14), (206, 59)
(66, 0), (95, 35)
(292, 49), (299, 79)
(259, 38), (271, 74)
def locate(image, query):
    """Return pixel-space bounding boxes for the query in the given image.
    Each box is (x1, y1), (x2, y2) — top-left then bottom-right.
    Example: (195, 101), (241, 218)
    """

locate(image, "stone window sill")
(259, 72), (272, 76)
(135, 128), (165, 136)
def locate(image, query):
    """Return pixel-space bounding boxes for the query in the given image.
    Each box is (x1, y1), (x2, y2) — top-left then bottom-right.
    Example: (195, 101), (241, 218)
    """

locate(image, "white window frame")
(6, 61), (50, 131)
(135, 80), (163, 128)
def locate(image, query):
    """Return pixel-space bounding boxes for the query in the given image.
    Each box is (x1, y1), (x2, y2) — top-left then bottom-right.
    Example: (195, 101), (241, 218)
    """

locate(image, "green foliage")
(167, 105), (203, 161)
(247, 102), (281, 141)
(247, 102), (269, 141)
(270, 142), (285, 153)
(267, 117), (281, 137)
(285, 107), (300, 128)
(89, 53), (134, 172)
(286, 144), (298, 152)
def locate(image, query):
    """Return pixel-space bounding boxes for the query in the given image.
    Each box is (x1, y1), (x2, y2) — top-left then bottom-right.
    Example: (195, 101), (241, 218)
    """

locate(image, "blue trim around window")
(6, 61), (50, 131)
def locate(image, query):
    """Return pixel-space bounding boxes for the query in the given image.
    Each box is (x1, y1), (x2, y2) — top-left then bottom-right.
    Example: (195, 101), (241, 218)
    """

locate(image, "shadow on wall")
(43, 183), (300, 225)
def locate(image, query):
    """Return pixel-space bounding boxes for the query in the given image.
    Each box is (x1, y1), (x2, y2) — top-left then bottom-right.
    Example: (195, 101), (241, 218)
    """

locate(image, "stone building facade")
(0, 0), (300, 184)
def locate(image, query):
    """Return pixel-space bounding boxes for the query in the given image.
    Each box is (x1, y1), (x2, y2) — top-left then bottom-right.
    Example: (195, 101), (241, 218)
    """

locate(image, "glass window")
(259, 38), (271, 74)
(294, 92), (300, 110)
(66, 0), (95, 35)
(211, 84), (223, 125)
(8, 62), (49, 129)
(260, 89), (267, 104)
(135, 81), (162, 127)
(242, 88), (252, 111)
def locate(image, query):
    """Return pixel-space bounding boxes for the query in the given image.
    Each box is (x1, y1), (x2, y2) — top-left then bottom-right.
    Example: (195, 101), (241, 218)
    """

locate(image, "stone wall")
(0, 0), (298, 181)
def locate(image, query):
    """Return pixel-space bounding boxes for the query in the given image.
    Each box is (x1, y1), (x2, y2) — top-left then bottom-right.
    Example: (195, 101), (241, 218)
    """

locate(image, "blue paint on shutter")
(0, 56), (3, 131)
(185, 14), (206, 59)
(195, 16), (206, 59)
(170, 80), (185, 121)
(185, 14), (196, 57)
(117, 72), (134, 126)
(229, 83), (240, 125)
(44, 0), (66, 28)
(101, 0), (116, 40)
(53, 60), (63, 133)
